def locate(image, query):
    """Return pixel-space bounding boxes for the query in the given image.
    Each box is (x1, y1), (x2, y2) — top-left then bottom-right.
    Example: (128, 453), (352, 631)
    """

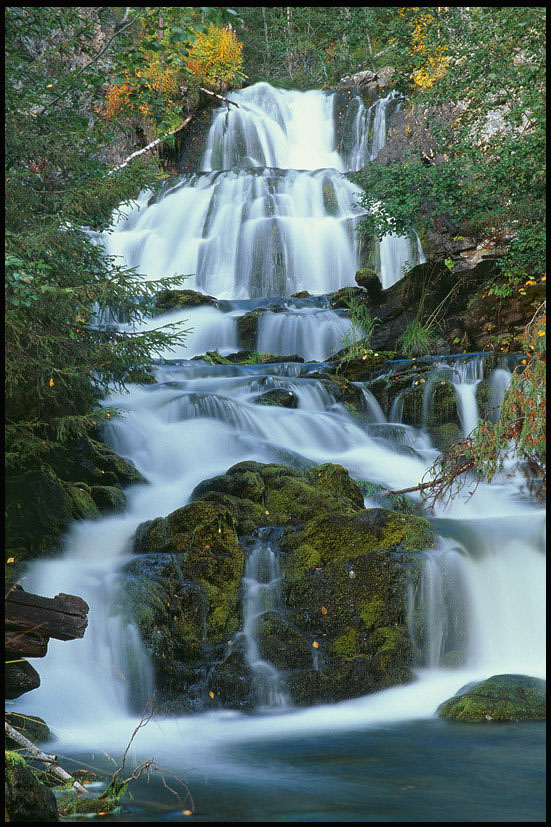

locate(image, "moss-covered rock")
(207, 650), (256, 710)
(127, 463), (432, 711)
(65, 483), (101, 520)
(329, 285), (366, 310)
(256, 611), (313, 670)
(153, 288), (218, 313)
(5, 713), (52, 746)
(236, 309), (262, 351)
(428, 422), (463, 451)
(5, 751), (59, 822)
(401, 379), (460, 428)
(5, 469), (75, 559)
(89, 484), (127, 513)
(278, 507), (432, 704)
(437, 674), (546, 722)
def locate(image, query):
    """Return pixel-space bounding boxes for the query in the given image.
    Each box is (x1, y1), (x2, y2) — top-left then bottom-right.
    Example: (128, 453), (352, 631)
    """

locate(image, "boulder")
(437, 674), (546, 722)
(153, 288), (218, 313)
(5, 751), (59, 822)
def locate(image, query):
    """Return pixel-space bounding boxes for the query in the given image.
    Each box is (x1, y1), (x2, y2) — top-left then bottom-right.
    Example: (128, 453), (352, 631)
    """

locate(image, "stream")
(14, 82), (545, 822)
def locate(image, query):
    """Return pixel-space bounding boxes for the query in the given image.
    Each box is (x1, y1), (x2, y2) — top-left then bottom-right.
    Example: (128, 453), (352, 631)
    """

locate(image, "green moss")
(66, 483), (100, 520)
(330, 627), (360, 659)
(283, 543), (322, 583)
(284, 508), (433, 564)
(437, 674), (546, 722)
(359, 595), (386, 631)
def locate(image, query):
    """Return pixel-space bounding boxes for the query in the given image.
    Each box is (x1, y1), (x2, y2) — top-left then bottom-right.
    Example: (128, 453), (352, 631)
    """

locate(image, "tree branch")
(107, 115), (195, 175)
(5, 721), (88, 795)
(198, 87), (239, 107)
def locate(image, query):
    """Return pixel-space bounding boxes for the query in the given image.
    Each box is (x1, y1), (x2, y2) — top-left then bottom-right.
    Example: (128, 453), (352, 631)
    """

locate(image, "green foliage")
(397, 319), (438, 358)
(425, 304), (546, 504)
(5, 8), (189, 477)
(354, 7), (545, 291)
(340, 294), (379, 356)
(235, 7), (397, 90)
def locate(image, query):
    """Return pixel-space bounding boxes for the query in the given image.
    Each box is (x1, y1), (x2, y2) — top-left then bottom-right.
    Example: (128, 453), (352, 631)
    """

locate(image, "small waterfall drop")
(238, 531), (290, 708)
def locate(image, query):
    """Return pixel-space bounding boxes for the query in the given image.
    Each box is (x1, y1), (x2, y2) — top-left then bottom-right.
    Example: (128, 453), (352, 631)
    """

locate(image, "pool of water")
(59, 719), (545, 822)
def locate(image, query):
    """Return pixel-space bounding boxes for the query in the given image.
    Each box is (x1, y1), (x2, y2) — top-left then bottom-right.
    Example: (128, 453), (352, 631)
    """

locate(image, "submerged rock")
(437, 674), (546, 722)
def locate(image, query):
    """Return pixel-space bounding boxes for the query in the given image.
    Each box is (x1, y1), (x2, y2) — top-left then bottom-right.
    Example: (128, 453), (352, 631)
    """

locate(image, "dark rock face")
(5, 751), (59, 822)
(128, 461), (432, 711)
(437, 674), (546, 722)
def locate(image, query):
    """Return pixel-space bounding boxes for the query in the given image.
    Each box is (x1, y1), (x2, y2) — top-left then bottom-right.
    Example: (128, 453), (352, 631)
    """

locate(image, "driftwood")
(198, 87), (239, 107)
(5, 585), (89, 699)
(5, 722), (88, 795)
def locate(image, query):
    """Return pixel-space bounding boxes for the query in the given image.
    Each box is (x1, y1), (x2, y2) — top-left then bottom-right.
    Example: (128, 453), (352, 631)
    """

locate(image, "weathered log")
(5, 585), (89, 641)
(5, 630), (49, 658)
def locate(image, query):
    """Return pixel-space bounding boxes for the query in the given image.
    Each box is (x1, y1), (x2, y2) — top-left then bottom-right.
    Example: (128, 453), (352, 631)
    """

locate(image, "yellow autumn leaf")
(208, 690), (215, 698)
(312, 640), (319, 649)
(49, 377), (55, 387)
(321, 606), (328, 615)
(7, 557), (15, 564)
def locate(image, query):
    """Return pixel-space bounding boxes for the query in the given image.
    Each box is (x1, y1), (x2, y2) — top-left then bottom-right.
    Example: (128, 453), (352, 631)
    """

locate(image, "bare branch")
(5, 721), (88, 795)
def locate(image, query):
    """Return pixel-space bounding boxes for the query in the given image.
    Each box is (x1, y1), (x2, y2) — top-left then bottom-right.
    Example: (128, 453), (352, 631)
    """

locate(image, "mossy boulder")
(437, 674), (546, 722)
(153, 288), (218, 312)
(253, 388), (299, 408)
(328, 286), (366, 310)
(73, 437), (146, 487)
(89, 484), (127, 513)
(5, 713), (52, 746)
(65, 483), (101, 520)
(278, 507), (433, 704)
(127, 462), (432, 711)
(129, 499), (246, 709)
(256, 611), (313, 670)
(191, 461), (364, 528)
(5, 751), (59, 822)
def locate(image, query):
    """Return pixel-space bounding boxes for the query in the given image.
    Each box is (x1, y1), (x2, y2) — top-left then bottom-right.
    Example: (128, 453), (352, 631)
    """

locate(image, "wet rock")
(207, 650), (255, 710)
(437, 674), (546, 722)
(253, 388), (299, 408)
(329, 285), (366, 309)
(256, 611), (313, 671)
(236, 309), (262, 351)
(66, 483), (100, 521)
(5, 469), (75, 559)
(278, 507), (432, 703)
(355, 268), (384, 305)
(5, 751), (59, 822)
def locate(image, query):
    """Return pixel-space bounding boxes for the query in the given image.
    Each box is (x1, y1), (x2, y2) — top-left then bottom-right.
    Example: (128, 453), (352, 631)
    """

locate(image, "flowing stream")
(15, 82), (545, 822)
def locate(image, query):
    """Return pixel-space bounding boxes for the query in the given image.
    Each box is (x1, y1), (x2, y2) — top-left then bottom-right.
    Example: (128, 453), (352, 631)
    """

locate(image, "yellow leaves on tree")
(185, 24), (244, 91)
(400, 8), (450, 90)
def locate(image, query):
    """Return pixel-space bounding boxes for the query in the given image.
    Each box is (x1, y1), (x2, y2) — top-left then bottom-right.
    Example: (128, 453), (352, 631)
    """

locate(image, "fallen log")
(5, 722), (88, 795)
(5, 585), (89, 699)
(5, 585), (89, 641)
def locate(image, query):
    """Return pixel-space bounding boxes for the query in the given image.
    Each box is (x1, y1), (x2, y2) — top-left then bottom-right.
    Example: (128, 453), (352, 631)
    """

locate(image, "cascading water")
(15, 82), (544, 821)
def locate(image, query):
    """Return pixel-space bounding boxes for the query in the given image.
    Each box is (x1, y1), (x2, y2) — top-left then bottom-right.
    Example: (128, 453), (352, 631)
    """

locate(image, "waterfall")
(15, 83), (544, 758)
(237, 531), (290, 708)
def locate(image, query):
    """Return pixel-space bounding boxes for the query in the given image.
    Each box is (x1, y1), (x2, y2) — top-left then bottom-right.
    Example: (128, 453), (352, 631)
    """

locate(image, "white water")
(15, 84), (545, 781)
